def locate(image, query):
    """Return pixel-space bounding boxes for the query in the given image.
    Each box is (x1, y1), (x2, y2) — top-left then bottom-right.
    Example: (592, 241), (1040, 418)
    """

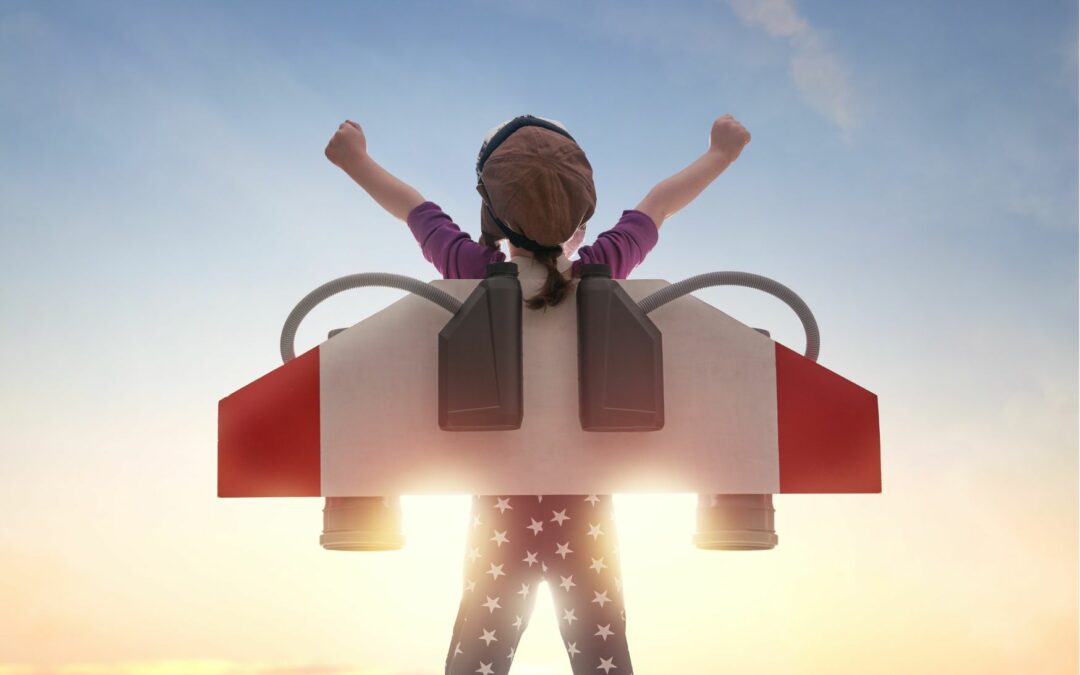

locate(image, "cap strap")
(483, 202), (563, 255)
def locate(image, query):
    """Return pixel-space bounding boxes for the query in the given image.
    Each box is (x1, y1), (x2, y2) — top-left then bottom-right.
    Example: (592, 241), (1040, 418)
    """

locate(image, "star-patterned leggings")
(444, 494), (633, 675)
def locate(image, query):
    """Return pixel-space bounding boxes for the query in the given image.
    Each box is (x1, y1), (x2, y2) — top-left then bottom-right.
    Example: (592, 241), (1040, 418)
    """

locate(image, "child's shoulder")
(571, 208), (660, 280)
(406, 201), (505, 280)
(613, 208), (660, 244)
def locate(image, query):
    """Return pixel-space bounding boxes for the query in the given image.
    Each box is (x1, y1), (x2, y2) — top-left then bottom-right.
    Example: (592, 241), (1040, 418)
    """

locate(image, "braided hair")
(525, 246), (575, 311)
(478, 231), (575, 311)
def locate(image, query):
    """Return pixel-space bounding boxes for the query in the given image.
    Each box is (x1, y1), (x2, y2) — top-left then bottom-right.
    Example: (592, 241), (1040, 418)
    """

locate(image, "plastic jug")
(438, 262), (523, 430)
(576, 263), (664, 431)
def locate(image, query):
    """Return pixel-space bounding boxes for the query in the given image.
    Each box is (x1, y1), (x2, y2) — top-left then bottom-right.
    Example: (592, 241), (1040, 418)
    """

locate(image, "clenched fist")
(325, 120), (368, 169)
(708, 114), (750, 163)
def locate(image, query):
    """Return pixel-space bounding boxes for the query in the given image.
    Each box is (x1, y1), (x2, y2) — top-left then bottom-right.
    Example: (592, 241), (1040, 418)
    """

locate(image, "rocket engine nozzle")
(320, 496), (405, 551)
(693, 493), (778, 551)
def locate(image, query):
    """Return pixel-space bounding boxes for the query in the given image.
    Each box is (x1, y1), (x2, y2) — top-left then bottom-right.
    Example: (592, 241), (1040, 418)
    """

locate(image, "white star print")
(512, 614), (523, 629)
(467, 547), (482, 562)
(508, 646), (516, 660)
(473, 514), (482, 528)
(537, 495), (543, 502)
(614, 577), (622, 592)
(527, 518), (544, 535)
(479, 628), (497, 646)
(494, 497), (512, 513)
(585, 494), (601, 506)
(587, 523), (604, 540)
(476, 662), (494, 675)
(517, 583), (530, 599)
(559, 575), (576, 592)
(592, 590), (611, 608)
(486, 563), (505, 580)
(482, 596), (501, 613)
(566, 641), (580, 658)
(550, 509), (570, 526)
(454, 642), (462, 656)
(590, 557), (607, 574)
(541, 561), (548, 573)
(595, 624), (614, 641)
(556, 542), (573, 559)
(598, 656), (617, 673)
(490, 530), (509, 547)
(562, 608), (577, 625)
(465, 579), (476, 592)
(522, 551), (538, 567)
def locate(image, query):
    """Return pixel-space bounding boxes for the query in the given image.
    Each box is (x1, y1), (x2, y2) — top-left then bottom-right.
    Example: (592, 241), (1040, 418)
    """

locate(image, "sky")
(0, 0), (1077, 673)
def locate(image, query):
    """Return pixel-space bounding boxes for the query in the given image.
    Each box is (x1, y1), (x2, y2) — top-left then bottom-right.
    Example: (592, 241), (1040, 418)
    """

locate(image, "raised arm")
(634, 114), (751, 230)
(324, 120), (426, 222)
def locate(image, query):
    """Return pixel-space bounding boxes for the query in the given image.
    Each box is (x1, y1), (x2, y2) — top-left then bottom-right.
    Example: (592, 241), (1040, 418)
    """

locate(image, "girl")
(326, 113), (750, 675)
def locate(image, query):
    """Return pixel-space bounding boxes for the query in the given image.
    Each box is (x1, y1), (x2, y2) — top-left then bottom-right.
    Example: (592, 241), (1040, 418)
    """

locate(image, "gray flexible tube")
(281, 271), (820, 363)
(280, 273), (462, 363)
(637, 272), (820, 362)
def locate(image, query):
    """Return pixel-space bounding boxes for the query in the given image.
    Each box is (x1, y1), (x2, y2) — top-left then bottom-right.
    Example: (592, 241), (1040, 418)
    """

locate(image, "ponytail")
(525, 248), (576, 311)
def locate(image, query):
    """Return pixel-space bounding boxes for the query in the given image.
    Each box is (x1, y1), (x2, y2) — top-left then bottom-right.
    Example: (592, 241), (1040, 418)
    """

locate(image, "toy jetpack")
(218, 260), (880, 551)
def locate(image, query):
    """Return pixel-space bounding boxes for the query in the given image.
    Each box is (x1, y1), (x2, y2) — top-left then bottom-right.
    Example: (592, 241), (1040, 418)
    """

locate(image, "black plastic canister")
(438, 262), (523, 430)
(576, 263), (664, 431)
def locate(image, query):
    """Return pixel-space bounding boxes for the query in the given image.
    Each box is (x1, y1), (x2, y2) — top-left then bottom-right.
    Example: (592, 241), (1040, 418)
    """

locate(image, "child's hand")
(325, 120), (368, 170)
(708, 114), (751, 163)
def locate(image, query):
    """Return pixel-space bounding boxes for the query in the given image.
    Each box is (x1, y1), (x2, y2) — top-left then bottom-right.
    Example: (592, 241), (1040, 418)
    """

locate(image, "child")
(325, 113), (750, 675)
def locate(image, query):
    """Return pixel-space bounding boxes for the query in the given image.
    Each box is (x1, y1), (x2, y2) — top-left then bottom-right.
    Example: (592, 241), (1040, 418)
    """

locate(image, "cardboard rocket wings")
(218, 271), (881, 499)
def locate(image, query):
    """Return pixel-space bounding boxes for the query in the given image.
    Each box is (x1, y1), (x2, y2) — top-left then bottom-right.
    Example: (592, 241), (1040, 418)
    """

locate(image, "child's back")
(406, 199), (658, 282)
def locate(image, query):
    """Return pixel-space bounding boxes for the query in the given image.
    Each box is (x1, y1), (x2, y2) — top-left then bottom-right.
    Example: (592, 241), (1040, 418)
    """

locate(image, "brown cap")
(479, 126), (596, 248)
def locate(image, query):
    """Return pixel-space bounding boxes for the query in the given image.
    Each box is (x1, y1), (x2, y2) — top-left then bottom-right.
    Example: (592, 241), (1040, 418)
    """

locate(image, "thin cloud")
(1060, 31), (1079, 92)
(469, 0), (856, 132)
(727, 0), (856, 132)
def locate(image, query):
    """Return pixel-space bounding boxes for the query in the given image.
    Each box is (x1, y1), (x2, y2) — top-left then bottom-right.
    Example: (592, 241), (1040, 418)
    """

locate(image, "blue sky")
(0, 1), (1076, 672)
(2, 0), (1073, 466)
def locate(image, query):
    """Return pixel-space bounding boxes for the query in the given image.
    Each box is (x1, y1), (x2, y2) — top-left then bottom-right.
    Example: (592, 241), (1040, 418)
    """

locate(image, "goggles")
(475, 115), (575, 179)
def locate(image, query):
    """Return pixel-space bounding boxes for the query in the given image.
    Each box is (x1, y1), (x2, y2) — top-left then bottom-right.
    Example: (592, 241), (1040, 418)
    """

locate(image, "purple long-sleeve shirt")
(406, 201), (659, 281)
